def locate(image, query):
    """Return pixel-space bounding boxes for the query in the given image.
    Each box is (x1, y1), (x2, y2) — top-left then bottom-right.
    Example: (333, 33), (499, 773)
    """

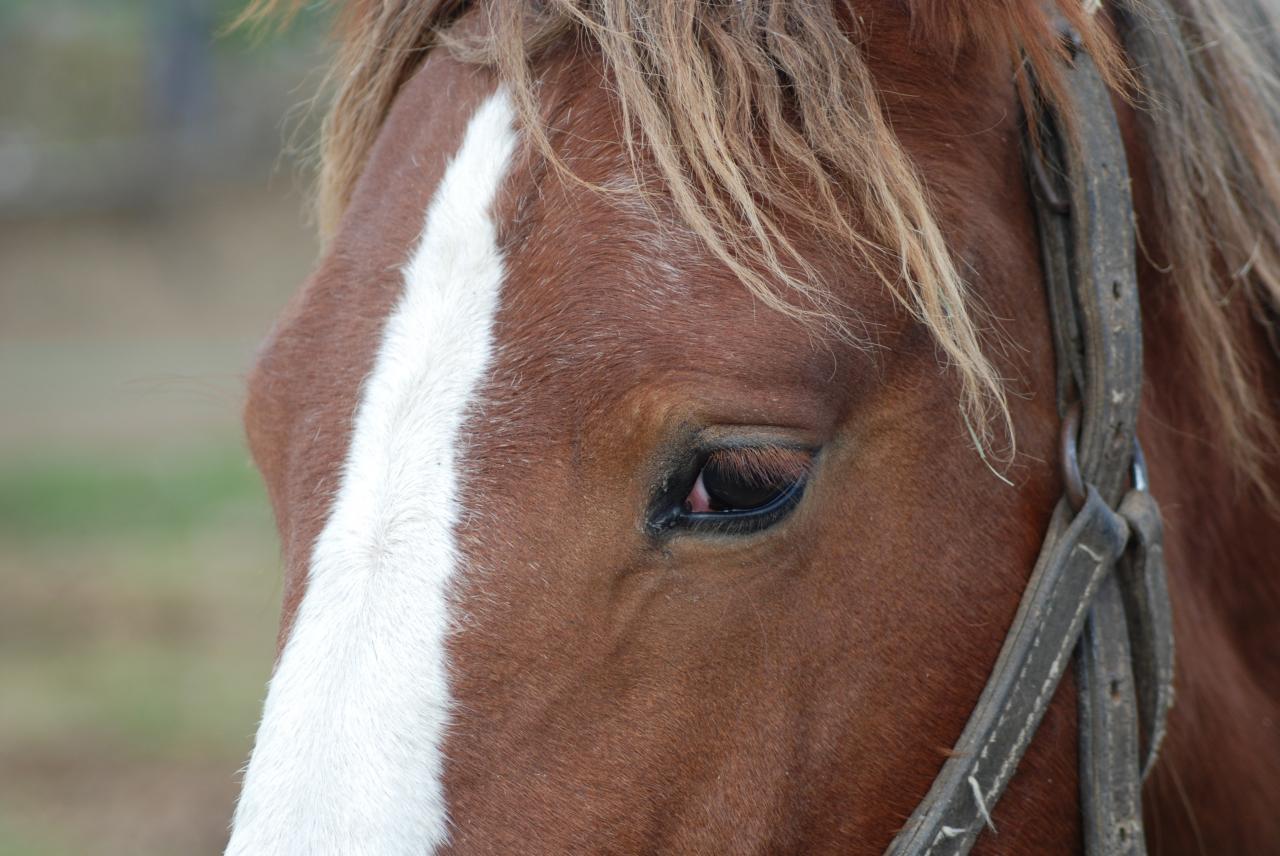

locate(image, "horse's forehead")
(492, 189), (839, 414)
(242, 58), (508, 617)
(248, 50), (884, 580)
(486, 114), (878, 429)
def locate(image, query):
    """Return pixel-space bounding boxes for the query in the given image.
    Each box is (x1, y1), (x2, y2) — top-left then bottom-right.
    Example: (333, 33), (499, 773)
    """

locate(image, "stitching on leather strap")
(986, 543), (1106, 801)
(918, 515), (1114, 856)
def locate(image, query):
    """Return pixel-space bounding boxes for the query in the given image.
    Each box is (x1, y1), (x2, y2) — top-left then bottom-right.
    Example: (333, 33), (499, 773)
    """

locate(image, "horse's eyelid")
(705, 446), (814, 483)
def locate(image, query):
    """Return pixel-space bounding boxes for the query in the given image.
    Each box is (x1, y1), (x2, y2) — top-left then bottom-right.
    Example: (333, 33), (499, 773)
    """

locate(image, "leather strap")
(1030, 39), (1147, 855)
(887, 25), (1175, 856)
(1077, 577), (1144, 855)
(1112, 0), (1180, 786)
(1116, 487), (1174, 779)
(886, 492), (1130, 855)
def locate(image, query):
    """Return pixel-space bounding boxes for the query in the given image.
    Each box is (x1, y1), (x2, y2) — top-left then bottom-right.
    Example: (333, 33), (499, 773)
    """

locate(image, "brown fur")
(242, 0), (1280, 501)
(241, 0), (1280, 852)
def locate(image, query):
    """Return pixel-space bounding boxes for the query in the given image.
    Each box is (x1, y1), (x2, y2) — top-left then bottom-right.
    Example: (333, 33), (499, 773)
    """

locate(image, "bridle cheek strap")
(887, 492), (1128, 855)
(886, 28), (1175, 856)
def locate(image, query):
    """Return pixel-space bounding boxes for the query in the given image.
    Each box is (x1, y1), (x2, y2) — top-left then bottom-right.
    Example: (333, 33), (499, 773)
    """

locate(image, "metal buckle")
(1062, 403), (1149, 512)
(1061, 401), (1087, 511)
(1131, 439), (1149, 493)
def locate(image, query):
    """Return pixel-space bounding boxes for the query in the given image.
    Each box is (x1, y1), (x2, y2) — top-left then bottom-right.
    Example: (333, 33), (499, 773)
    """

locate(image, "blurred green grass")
(0, 442), (282, 855)
(0, 451), (280, 855)
(0, 186), (312, 854)
(0, 446), (262, 541)
(0, 2), (322, 851)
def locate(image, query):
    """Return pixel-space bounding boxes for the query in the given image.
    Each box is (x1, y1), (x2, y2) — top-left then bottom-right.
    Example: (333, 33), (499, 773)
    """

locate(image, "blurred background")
(0, 2), (326, 852)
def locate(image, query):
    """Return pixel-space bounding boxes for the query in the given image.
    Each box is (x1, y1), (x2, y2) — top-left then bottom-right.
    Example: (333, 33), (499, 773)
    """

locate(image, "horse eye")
(670, 446), (813, 534)
(684, 455), (792, 513)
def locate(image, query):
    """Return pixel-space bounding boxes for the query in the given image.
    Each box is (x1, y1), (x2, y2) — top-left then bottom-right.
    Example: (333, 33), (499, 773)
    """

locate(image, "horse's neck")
(1137, 245), (1280, 852)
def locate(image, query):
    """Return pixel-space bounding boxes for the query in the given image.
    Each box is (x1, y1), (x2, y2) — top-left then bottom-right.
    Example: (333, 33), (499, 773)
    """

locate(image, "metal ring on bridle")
(1061, 401), (1086, 511)
(1132, 439), (1149, 493)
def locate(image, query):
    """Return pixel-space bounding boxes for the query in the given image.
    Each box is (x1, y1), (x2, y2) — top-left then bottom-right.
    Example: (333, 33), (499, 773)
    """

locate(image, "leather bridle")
(887, 19), (1176, 856)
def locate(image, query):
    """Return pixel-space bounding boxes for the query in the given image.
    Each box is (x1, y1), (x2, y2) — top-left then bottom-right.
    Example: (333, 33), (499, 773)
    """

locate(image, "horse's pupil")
(701, 457), (787, 510)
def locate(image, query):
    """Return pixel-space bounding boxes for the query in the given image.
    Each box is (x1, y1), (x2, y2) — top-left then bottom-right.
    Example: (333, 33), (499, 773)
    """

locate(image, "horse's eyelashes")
(671, 444), (814, 534)
(703, 446), (813, 488)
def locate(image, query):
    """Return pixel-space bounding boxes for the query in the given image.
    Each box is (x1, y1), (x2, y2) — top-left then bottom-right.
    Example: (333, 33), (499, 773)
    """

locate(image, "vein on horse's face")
(226, 88), (518, 856)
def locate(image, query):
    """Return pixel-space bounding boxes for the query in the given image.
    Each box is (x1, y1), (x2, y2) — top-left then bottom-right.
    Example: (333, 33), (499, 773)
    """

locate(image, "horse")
(226, 1), (1280, 853)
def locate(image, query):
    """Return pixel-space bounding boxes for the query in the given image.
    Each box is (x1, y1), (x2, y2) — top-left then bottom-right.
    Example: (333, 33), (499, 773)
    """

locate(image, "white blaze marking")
(226, 90), (518, 855)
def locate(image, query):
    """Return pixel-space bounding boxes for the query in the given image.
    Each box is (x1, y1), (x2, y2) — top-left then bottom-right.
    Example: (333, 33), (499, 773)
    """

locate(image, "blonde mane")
(242, 0), (1280, 492)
